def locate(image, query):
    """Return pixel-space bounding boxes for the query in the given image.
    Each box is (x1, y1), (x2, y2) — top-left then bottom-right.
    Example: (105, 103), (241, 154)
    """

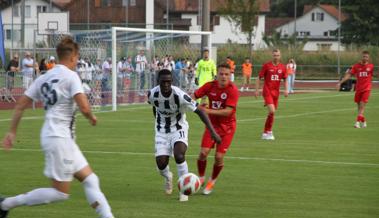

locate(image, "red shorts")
(263, 93), (279, 109)
(354, 90), (370, 103)
(201, 127), (236, 154)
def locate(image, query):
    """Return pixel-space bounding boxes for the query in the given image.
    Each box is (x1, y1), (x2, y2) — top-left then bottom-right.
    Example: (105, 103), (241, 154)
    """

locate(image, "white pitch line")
(8, 148), (379, 167)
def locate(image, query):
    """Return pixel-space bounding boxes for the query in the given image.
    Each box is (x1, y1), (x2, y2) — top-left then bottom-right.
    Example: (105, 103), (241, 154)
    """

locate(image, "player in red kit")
(255, 49), (288, 140)
(337, 51), (375, 128)
(194, 63), (239, 195)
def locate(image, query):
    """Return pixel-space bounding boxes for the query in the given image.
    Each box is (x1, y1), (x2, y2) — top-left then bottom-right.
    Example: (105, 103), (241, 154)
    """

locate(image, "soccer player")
(196, 49), (217, 88)
(255, 49), (288, 140)
(147, 69), (221, 202)
(337, 51), (375, 128)
(194, 63), (239, 195)
(1, 37), (115, 218)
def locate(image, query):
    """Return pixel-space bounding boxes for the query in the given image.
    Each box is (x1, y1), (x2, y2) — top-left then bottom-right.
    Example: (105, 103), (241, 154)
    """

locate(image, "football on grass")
(177, 173), (201, 195)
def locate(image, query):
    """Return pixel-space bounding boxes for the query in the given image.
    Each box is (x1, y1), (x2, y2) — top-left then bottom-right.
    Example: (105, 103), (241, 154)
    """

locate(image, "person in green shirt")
(196, 49), (217, 87)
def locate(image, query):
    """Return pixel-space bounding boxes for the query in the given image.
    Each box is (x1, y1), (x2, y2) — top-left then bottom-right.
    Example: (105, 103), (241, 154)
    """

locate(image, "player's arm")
(194, 108), (221, 144)
(74, 93), (97, 126)
(2, 95), (33, 150)
(200, 105), (234, 117)
(337, 70), (352, 90)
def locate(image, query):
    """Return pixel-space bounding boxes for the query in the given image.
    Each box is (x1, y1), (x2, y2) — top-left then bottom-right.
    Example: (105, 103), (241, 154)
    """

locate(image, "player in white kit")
(147, 69), (221, 202)
(1, 37), (115, 218)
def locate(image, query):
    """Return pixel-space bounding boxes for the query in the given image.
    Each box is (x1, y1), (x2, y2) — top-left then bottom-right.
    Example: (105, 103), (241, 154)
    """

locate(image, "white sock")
(1, 188), (69, 210)
(159, 165), (171, 180)
(82, 173), (114, 218)
(176, 161), (188, 177)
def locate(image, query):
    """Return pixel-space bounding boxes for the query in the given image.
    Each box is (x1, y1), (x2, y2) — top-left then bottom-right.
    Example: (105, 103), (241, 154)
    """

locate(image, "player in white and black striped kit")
(148, 69), (221, 202)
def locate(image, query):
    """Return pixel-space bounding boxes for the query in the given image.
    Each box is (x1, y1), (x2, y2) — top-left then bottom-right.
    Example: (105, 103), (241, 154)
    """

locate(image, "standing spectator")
(226, 56), (236, 82)
(254, 49), (288, 140)
(174, 58), (183, 87)
(102, 57), (112, 92)
(135, 49), (148, 96)
(2, 54), (19, 102)
(117, 57), (126, 96)
(46, 56), (56, 70)
(286, 59), (296, 93)
(337, 51), (375, 128)
(21, 52), (34, 89)
(241, 58), (252, 92)
(93, 58), (103, 102)
(39, 58), (48, 75)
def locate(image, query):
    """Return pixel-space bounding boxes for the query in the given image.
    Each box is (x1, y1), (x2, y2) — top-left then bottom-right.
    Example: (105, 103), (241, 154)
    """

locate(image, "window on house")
(311, 13), (314, 21)
(25, 5), (31, 18)
(317, 43), (332, 50)
(130, 0), (136, 6)
(37, 5), (47, 13)
(213, 16), (220, 26)
(312, 12), (324, 21)
(6, 30), (11, 40)
(12, 6), (19, 17)
(299, 31), (310, 36)
(324, 31), (328, 36)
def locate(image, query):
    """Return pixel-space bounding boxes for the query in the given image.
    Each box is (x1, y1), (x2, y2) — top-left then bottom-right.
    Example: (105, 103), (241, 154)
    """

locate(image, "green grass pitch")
(0, 91), (378, 218)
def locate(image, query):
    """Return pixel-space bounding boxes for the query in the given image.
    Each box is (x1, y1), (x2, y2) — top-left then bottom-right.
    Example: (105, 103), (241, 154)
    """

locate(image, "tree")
(341, 0), (379, 45)
(217, 0), (260, 60)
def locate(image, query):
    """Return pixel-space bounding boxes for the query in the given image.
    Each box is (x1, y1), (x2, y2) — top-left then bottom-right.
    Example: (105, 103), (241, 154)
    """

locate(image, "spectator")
(286, 59), (296, 93)
(241, 58), (252, 92)
(21, 52), (34, 89)
(46, 56), (56, 70)
(39, 58), (48, 74)
(135, 49), (148, 96)
(2, 54), (19, 102)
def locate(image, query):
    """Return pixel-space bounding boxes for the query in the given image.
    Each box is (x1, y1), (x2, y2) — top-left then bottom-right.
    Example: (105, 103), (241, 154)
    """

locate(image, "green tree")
(341, 0), (379, 45)
(217, 0), (260, 60)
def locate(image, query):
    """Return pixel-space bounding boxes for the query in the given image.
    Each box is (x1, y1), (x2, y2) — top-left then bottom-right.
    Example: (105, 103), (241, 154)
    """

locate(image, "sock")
(356, 115), (365, 122)
(176, 161), (188, 178)
(1, 188), (69, 211)
(159, 165), (171, 180)
(211, 164), (224, 181)
(264, 112), (274, 133)
(82, 173), (114, 218)
(197, 159), (207, 178)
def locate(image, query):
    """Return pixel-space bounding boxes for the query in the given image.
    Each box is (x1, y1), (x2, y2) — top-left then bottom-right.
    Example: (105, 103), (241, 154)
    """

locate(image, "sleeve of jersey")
(212, 61), (217, 76)
(70, 74), (85, 97)
(350, 65), (357, 75)
(225, 88), (239, 108)
(258, 64), (266, 78)
(147, 90), (152, 104)
(181, 93), (198, 112)
(24, 80), (40, 101)
(194, 82), (210, 99)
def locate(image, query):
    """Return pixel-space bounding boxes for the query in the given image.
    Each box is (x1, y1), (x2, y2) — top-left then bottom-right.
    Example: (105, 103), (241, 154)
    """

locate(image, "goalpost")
(110, 27), (212, 111)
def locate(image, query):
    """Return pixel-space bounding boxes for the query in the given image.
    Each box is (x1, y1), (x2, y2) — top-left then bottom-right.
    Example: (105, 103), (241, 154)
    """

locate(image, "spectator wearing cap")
(46, 56), (56, 70)
(21, 51), (34, 89)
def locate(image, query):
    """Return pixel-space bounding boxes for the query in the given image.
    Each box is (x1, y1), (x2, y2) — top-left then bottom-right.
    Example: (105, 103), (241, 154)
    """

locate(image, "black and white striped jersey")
(148, 86), (198, 134)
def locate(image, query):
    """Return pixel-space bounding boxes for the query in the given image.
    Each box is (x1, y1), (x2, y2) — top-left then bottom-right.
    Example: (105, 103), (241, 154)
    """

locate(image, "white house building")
(1, 0), (65, 49)
(274, 4), (347, 51)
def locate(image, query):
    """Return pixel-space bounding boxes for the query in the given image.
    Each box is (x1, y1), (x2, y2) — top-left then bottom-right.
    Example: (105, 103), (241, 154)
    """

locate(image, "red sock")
(211, 164), (224, 181)
(197, 159), (207, 177)
(264, 113), (274, 133)
(357, 115), (365, 122)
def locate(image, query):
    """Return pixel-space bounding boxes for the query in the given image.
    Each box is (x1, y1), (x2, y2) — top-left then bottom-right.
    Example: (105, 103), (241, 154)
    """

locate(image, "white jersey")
(135, 55), (147, 72)
(148, 86), (198, 134)
(25, 64), (84, 139)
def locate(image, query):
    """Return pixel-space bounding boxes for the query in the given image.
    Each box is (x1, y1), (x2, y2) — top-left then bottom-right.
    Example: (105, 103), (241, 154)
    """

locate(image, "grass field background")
(0, 91), (378, 218)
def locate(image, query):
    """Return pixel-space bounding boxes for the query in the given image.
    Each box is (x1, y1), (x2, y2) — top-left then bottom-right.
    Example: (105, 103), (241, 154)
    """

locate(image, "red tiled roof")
(53, 0), (71, 8)
(265, 17), (293, 34)
(303, 4), (348, 21)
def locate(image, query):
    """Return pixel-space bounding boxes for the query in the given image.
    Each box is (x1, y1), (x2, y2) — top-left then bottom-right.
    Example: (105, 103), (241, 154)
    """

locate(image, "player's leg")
(197, 129), (214, 186)
(75, 166), (114, 218)
(155, 132), (173, 194)
(262, 93), (276, 140)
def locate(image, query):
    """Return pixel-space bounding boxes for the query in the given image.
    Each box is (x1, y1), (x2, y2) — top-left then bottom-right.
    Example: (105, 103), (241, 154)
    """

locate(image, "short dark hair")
(272, 48), (280, 53)
(203, 49), (209, 53)
(218, 63), (231, 70)
(362, 50), (370, 55)
(56, 36), (79, 60)
(157, 69), (172, 80)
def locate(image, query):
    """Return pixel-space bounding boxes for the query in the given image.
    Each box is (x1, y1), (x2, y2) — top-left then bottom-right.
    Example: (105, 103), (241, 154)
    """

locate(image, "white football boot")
(361, 122), (367, 128)
(179, 193), (188, 202)
(354, 121), (361, 128)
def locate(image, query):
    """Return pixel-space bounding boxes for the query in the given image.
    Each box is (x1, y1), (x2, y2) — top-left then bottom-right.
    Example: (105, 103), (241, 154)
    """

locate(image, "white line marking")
(8, 148), (379, 167)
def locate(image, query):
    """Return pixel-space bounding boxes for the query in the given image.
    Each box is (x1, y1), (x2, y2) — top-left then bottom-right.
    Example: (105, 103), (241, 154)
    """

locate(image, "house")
(1, 0), (65, 49)
(273, 4), (348, 51)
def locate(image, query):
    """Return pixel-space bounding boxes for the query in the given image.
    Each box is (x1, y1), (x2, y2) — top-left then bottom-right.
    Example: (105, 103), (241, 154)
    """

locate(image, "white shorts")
(23, 76), (33, 89)
(155, 129), (188, 157)
(41, 137), (89, 182)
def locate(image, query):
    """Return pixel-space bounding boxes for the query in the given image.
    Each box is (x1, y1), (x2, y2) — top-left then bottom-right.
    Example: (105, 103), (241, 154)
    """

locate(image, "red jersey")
(350, 62), (374, 92)
(259, 61), (287, 96)
(194, 80), (239, 134)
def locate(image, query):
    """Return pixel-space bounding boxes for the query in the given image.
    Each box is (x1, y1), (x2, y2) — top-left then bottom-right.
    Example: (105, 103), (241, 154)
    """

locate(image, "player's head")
(203, 49), (209, 59)
(272, 49), (281, 62)
(245, 57), (250, 63)
(56, 36), (79, 70)
(158, 69), (173, 96)
(362, 51), (370, 63)
(217, 63), (231, 87)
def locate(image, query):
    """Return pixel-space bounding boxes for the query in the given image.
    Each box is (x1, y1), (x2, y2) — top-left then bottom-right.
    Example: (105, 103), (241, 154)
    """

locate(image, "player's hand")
(284, 90), (289, 97)
(211, 132), (222, 144)
(336, 83), (341, 91)
(254, 90), (260, 99)
(89, 115), (97, 126)
(3, 132), (16, 150)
